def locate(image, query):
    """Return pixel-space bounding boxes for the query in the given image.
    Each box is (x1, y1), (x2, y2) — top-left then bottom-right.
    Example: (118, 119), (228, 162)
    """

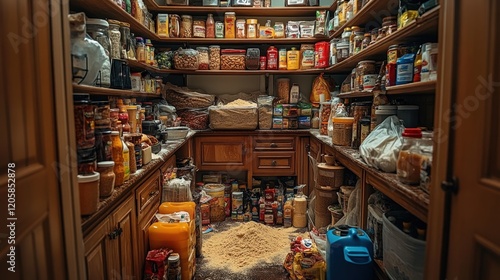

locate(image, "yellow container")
(159, 201), (196, 221)
(287, 47), (300, 70)
(149, 221), (195, 280)
(156, 13), (169, 38)
(224, 12), (236, 38)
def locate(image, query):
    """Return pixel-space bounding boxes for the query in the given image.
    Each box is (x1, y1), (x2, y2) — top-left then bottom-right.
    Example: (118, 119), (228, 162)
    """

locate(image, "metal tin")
(314, 41), (330, 68)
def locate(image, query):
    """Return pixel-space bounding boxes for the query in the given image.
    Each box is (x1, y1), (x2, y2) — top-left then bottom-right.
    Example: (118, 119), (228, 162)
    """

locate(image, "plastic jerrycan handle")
(344, 246), (372, 265)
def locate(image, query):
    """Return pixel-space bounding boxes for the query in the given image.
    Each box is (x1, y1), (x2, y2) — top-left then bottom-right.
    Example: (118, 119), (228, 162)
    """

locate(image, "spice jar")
(110, 131), (125, 187)
(397, 128), (423, 185)
(246, 48), (260, 70)
(108, 21), (122, 60)
(78, 172), (100, 216)
(193, 20), (206, 38)
(74, 94), (95, 149)
(206, 14), (215, 38)
(246, 19), (258, 38)
(181, 15), (193, 38)
(332, 117), (354, 146)
(97, 161), (115, 197)
(236, 19), (246, 38)
(209, 45), (221, 70)
(224, 12), (236, 38)
(197, 47), (209, 70)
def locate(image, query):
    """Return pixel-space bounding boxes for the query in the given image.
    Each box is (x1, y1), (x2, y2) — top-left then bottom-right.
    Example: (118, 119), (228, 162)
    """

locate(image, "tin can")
(215, 21), (224, 38)
(386, 63), (397, 87)
(260, 56), (267, 69)
(314, 41), (330, 68)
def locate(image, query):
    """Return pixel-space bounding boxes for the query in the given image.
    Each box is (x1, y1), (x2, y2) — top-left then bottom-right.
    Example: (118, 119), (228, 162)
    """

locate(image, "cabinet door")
(112, 196), (138, 279)
(83, 219), (114, 280)
(137, 209), (158, 279)
(195, 136), (250, 170)
(136, 171), (161, 222)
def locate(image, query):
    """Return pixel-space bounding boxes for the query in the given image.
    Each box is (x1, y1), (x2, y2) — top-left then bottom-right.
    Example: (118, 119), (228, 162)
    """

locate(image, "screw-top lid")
(77, 172), (100, 183)
(136, 37), (144, 43)
(111, 131), (119, 136)
(168, 253), (180, 263)
(86, 18), (109, 28)
(97, 161), (115, 168)
(402, 128), (422, 138)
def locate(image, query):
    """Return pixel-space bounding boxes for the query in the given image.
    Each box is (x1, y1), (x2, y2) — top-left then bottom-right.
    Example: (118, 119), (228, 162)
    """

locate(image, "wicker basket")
(317, 163), (344, 189)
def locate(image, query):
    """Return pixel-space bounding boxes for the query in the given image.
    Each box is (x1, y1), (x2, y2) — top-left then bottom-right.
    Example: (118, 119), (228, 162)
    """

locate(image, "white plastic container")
(375, 105), (397, 125)
(397, 105), (419, 128)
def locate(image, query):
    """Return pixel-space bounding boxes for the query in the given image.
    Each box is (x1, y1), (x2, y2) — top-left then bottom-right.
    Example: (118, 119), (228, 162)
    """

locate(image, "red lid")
(402, 128), (422, 138)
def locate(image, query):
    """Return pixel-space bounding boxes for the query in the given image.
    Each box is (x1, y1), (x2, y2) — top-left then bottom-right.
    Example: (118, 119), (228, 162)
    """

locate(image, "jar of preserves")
(97, 161), (115, 197)
(349, 26), (361, 55)
(206, 14), (215, 38)
(169, 14), (181, 38)
(246, 48), (260, 70)
(361, 33), (371, 50)
(110, 131), (125, 187)
(356, 60), (376, 91)
(209, 45), (221, 70)
(266, 46), (278, 70)
(193, 20), (206, 38)
(181, 15), (193, 38)
(197, 47), (209, 70)
(246, 19), (258, 38)
(224, 12), (236, 38)
(397, 128), (423, 185)
(136, 37), (146, 63)
(74, 94), (95, 149)
(353, 31), (364, 55)
(108, 21), (122, 59)
(236, 19), (246, 38)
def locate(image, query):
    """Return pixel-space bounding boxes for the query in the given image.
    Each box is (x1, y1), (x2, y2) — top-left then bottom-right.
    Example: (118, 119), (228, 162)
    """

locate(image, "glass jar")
(167, 253), (181, 279)
(123, 135), (137, 174)
(397, 128), (423, 185)
(181, 15), (193, 38)
(341, 27), (352, 41)
(419, 131), (433, 192)
(119, 22), (131, 59)
(197, 47), (209, 70)
(311, 108), (320, 129)
(93, 101), (111, 129)
(108, 21), (122, 60)
(77, 147), (97, 175)
(246, 19), (258, 39)
(97, 161), (115, 197)
(236, 19), (246, 38)
(220, 49), (246, 70)
(246, 48), (260, 70)
(338, 0), (347, 27)
(336, 41), (349, 62)
(136, 37), (146, 63)
(95, 128), (112, 162)
(370, 28), (378, 44)
(110, 131), (125, 187)
(193, 20), (206, 38)
(333, 0), (341, 31)
(356, 60), (376, 91)
(131, 133), (143, 169)
(143, 102), (153, 121)
(173, 48), (199, 70)
(206, 14), (215, 38)
(224, 12), (236, 38)
(86, 18), (111, 58)
(74, 94), (95, 149)
(377, 26), (387, 41)
(353, 31), (364, 55)
(145, 39), (153, 65)
(345, 0), (354, 22)
(361, 33), (371, 50)
(118, 107), (130, 134)
(209, 45), (221, 70)
(215, 21), (224, 38)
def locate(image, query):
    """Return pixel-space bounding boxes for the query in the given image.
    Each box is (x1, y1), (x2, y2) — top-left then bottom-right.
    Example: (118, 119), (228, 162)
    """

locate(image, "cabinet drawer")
(252, 152), (296, 176)
(136, 171), (161, 221)
(253, 136), (296, 151)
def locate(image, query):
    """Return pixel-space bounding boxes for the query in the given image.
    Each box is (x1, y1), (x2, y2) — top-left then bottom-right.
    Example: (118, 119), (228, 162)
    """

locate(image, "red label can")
(260, 56), (267, 70)
(314, 41), (330, 68)
(267, 46), (278, 70)
(386, 63), (397, 86)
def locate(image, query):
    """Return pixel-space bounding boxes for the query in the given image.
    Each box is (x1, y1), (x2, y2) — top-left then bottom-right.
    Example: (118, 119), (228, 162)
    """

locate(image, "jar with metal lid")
(387, 44), (399, 64)
(95, 128), (112, 162)
(246, 48), (260, 70)
(77, 147), (97, 175)
(197, 47), (209, 70)
(193, 20), (206, 38)
(329, 38), (339, 65)
(93, 101), (111, 129)
(74, 94), (95, 149)
(180, 15), (193, 38)
(236, 19), (246, 38)
(224, 12), (236, 38)
(246, 19), (258, 38)
(349, 26), (361, 56)
(209, 45), (221, 70)
(376, 26), (387, 41)
(167, 253), (181, 280)
(361, 33), (371, 50)
(97, 161), (115, 197)
(353, 31), (364, 55)
(356, 60), (376, 91)
(108, 21), (122, 60)
(215, 21), (224, 38)
(370, 28), (378, 44)
(341, 27), (352, 41)
(336, 41), (349, 62)
(382, 16), (397, 29)
(86, 18), (111, 58)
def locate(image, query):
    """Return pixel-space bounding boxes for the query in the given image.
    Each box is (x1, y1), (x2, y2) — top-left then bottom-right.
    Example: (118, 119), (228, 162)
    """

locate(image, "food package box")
(142, 146), (152, 165)
(208, 100), (258, 130)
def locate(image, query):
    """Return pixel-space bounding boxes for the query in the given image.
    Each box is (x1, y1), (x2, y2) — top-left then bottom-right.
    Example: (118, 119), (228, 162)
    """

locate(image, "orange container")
(159, 201), (196, 220)
(149, 221), (195, 280)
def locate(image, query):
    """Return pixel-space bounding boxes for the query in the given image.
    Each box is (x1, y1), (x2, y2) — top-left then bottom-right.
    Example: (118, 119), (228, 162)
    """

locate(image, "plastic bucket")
(397, 105), (419, 128)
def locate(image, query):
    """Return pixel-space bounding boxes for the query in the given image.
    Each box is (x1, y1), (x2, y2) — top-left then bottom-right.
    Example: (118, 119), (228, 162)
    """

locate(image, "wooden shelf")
(71, 0), (160, 40)
(338, 80), (437, 98)
(327, 6), (440, 73)
(72, 84), (161, 98)
(144, 1), (337, 16)
(155, 37), (328, 44)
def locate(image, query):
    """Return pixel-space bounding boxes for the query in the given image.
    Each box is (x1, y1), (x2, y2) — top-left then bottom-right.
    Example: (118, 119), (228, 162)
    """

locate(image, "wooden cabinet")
(252, 152), (296, 176)
(195, 136), (251, 170)
(137, 208), (158, 279)
(136, 171), (161, 222)
(253, 136), (296, 151)
(83, 196), (137, 280)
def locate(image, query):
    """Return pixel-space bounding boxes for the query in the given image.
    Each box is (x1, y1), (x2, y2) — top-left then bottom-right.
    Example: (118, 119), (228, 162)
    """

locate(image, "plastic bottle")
(292, 184), (307, 228)
(206, 14), (215, 38)
(110, 131), (125, 187)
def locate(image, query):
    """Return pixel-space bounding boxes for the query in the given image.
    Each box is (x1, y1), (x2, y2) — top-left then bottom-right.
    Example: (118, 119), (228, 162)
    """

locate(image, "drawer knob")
(270, 143), (278, 148)
(149, 191), (156, 196)
(271, 160), (277, 166)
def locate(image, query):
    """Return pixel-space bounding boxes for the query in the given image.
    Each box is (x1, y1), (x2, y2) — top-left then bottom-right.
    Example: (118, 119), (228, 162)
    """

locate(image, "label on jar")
(363, 74), (378, 89)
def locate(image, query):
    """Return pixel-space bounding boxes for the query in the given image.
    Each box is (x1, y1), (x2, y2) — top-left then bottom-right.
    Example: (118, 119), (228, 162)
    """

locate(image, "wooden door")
(84, 220), (114, 280)
(112, 196), (138, 279)
(194, 136), (250, 170)
(434, 0), (500, 278)
(137, 210), (158, 279)
(0, 0), (81, 279)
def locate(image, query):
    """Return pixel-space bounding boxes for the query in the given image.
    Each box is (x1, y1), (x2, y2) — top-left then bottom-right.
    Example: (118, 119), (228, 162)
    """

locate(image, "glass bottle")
(123, 134), (137, 174)
(136, 37), (146, 63)
(131, 133), (143, 169)
(206, 14), (215, 38)
(396, 128), (423, 185)
(108, 22), (122, 60)
(110, 131), (125, 187)
(121, 135), (130, 181)
(311, 108), (320, 129)
(145, 39), (153, 65)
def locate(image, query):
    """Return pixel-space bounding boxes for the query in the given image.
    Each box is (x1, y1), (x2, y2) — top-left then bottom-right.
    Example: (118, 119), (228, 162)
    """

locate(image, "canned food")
(314, 41), (330, 68)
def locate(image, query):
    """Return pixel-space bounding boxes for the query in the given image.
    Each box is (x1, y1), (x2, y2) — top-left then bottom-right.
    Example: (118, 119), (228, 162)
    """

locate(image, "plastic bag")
(162, 178), (192, 202)
(335, 180), (361, 227)
(310, 73), (331, 104)
(177, 108), (209, 130)
(359, 115), (404, 173)
(164, 83), (215, 109)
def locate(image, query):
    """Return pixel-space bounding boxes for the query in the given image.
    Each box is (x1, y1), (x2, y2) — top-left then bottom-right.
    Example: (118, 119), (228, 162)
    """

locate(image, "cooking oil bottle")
(292, 184), (307, 228)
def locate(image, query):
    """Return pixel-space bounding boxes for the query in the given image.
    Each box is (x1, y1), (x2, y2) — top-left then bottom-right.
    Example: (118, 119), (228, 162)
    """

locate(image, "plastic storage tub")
(383, 211), (426, 280)
(397, 105), (419, 128)
(375, 105), (397, 125)
(366, 204), (384, 259)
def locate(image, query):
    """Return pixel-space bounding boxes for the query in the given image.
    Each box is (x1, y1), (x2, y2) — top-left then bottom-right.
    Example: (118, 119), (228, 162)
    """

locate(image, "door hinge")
(441, 177), (459, 194)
